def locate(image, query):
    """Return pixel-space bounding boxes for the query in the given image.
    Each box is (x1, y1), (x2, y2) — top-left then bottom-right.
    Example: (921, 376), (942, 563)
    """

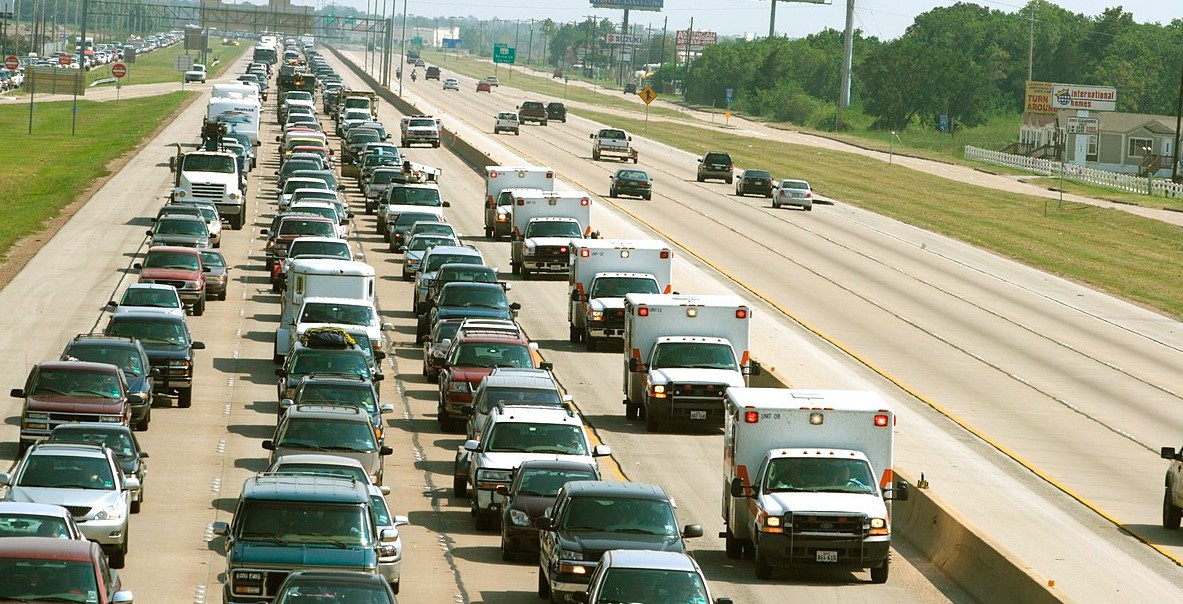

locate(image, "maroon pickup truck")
(134, 245), (208, 316)
(12, 361), (134, 454)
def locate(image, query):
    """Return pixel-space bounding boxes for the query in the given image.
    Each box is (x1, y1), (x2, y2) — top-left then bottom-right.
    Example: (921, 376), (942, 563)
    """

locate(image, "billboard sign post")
(590, 0), (664, 10)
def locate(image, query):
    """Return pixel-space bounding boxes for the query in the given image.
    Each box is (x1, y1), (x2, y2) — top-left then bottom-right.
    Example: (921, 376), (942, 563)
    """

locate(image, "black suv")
(697, 151), (734, 184)
(60, 334), (157, 431)
(104, 311), (205, 409)
(538, 481), (703, 601)
(518, 101), (548, 126)
(735, 168), (774, 198)
(546, 102), (567, 123)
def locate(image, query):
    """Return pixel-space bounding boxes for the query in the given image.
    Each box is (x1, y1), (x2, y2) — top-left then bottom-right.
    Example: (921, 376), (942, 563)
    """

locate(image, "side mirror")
(729, 477), (751, 498)
(532, 516), (555, 531)
(374, 350), (387, 360)
(106, 300), (119, 309)
(380, 403), (394, 413)
(191, 342), (205, 350)
(540, 361), (554, 372)
(380, 528), (398, 542)
(202, 266), (211, 272)
(139, 451), (150, 459)
(746, 359), (762, 377)
(463, 439), (479, 452)
(588, 133), (595, 139)
(168, 156), (176, 172)
(886, 482), (910, 502)
(442, 201), (451, 207)
(10, 389), (24, 398)
(279, 398), (294, 410)
(123, 476), (141, 491)
(509, 302), (521, 311)
(211, 521), (229, 536)
(149, 367), (161, 377)
(628, 357), (643, 372)
(573, 593), (589, 604)
(275, 368), (285, 377)
(379, 446), (393, 456)
(373, 374), (385, 382)
(460, 404), (473, 416)
(682, 524), (704, 538)
(1163, 447), (1179, 460)
(627, 136), (633, 141)
(495, 484), (510, 496)
(145, 230), (154, 237)
(261, 440), (275, 450)
(592, 445), (611, 457)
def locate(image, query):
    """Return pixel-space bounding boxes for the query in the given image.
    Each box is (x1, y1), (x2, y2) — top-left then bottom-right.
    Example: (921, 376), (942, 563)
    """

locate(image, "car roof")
(488, 404), (578, 425)
(0, 502), (77, 517)
(241, 473), (369, 503)
(601, 549), (699, 571)
(441, 281), (503, 292)
(65, 334), (139, 349)
(26, 442), (112, 459)
(146, 245), (202, 255)
(33, 360), (120, 373)
(515, 459), (598, 472)
(270, 453), (368, 470)
(481, 374), (558, 391)
(0, 536), (97, 561)
(286, 403), (368, 419)
(561, 480), (669, 500)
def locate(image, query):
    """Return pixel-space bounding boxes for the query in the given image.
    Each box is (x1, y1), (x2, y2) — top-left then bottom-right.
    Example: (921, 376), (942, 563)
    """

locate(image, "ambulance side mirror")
(729, 477), (751, 498)
(745, 359), (762, 376)
(628, 357), (644, 372)
(884, 482), (909, 502)
(570, 290), (581, 302)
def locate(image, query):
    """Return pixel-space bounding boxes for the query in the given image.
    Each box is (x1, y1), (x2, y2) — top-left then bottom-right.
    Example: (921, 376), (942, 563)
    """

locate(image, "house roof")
(1096, 112), (1179, 136)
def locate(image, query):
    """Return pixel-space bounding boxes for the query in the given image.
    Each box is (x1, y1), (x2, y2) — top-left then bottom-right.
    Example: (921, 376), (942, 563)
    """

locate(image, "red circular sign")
(3, 55), (17, 70)
(112, 63), (127, 79)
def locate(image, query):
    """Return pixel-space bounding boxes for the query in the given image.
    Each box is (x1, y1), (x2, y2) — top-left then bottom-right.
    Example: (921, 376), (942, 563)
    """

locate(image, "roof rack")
(495, 401), (578, 418)
(302, 372), (369, 382)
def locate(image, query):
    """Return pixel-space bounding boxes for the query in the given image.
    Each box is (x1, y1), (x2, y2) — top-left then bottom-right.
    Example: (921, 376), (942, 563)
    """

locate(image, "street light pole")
(397, 0), (406, 97)
(72, 0), (87, 136)
(1172, 58), (1183, 183)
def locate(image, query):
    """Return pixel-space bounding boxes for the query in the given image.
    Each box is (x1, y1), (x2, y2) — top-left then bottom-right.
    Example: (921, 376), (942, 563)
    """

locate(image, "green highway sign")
(493, 44), (516, 65)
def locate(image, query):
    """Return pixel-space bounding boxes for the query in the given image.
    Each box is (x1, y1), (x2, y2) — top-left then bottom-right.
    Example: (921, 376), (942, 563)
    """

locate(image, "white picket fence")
(964, 146), (1183, 199)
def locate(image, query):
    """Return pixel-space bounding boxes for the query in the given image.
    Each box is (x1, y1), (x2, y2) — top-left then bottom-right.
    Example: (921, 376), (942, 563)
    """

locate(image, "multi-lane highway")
(3, 43), (1183, 603)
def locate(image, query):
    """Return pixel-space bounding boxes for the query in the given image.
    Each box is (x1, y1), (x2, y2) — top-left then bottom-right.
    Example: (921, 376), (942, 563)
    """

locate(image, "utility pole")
(584, 15), (593, 78)
(683, 16), (692, 94)
(527, 18), (534, 65)
(1173, 59), (1183, 182)
(836, 0), (854, 129)
(768, 0), (777, 38)
(618, 10), (630, 86)
(1027, 3), (1034, 82)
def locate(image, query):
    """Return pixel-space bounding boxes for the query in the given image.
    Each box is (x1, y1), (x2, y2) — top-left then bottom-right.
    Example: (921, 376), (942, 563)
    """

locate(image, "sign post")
(639, 85), (657, 131)
(3, 54), (16, 70)
(111, 62), (126, 101)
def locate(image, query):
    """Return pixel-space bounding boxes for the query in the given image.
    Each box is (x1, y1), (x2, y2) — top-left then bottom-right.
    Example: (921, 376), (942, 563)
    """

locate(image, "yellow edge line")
(544, 169), (1183, 566)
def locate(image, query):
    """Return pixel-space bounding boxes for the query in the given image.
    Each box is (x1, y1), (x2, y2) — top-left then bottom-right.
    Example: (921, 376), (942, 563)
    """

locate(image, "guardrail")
(965, 145), (1183, 199)
(327, 45), (1068, 602)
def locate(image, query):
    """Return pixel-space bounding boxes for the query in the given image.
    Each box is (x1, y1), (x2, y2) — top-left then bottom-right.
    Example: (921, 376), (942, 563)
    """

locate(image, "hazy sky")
(323, 0), (1177, 40)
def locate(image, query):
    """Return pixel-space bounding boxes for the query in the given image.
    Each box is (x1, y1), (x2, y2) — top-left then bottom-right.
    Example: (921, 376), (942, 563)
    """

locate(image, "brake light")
(489, 170), (498, 178)
(637, 306), (649, 317)
(580, 197), (590, 206)
(559, 246), (568, 253)
(735, 308), (748, 319)
(546, 171), (554, 179)
(660, 250), (670, 259)
(874, 414), (890, 427)
(580, 249), (590, 258)
(744, 410), (759, 424)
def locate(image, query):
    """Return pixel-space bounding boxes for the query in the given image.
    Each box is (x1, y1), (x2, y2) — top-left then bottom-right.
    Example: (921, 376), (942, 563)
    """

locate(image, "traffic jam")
(0, 36), (908, 604)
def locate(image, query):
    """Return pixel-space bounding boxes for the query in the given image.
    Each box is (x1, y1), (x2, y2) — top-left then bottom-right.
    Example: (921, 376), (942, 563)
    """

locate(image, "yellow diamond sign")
(639, 85), (657, 105)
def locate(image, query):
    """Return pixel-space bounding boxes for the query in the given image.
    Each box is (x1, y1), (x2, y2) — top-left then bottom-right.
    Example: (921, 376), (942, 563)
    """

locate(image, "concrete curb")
(327, 45), (1068, 604)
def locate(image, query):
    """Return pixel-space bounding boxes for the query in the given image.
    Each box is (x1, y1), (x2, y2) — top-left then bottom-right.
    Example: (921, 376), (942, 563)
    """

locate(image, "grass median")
(0, 91), (193, 260)
(85, 42), (250, 87)
(575, 108), (1183, 320)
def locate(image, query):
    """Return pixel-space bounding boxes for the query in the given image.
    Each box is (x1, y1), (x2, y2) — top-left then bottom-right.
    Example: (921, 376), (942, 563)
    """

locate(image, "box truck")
(568, 239), (672, 350)
(483, 166), (555, 239)
(509, 191), (593, 279)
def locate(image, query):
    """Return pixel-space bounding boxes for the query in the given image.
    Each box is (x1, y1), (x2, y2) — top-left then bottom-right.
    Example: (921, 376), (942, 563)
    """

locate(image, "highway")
(0, 43), (1181, 603)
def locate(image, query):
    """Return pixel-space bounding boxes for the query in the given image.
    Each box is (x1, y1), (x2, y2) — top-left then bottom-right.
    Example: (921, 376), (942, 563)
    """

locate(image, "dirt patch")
(0, 92), (200, 293)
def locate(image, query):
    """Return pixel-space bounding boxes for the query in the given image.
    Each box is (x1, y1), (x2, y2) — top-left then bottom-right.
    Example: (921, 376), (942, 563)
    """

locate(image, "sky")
(314, 0), (1178, 41)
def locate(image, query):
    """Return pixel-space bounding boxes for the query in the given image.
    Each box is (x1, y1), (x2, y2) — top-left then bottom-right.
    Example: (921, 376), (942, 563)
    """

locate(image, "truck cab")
(274, 259), (378, 363)
(509, 191), (594, 279)
(568, 239), (673, 349)
(169, 146), (246, 230)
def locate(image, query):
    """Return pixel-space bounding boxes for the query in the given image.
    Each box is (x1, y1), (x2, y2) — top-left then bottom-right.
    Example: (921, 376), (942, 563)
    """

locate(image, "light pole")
(397, 0), (407, 97)
(71, 0), (87, 136)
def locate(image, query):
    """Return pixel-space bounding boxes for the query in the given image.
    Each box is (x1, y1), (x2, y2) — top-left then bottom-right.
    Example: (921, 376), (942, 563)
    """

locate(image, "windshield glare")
(562, 497), (676, 535)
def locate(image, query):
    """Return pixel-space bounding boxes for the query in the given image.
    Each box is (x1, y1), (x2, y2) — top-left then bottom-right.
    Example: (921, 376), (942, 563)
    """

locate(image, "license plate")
(816, 550), (838, 563)
(690, 410), (707, 420)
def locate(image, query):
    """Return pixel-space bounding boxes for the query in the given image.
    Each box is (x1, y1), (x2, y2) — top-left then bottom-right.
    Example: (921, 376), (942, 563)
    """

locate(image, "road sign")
(111, 63), (127, 79)
(493, 44), (516, 65)
(1066, 116), (1100, 135)
(3, 55), (17, 70)
(639, 86), (657, 105)
(175, 54), (194, 72)
(58, 54), (72, 66)
(725, 87), (733, 104)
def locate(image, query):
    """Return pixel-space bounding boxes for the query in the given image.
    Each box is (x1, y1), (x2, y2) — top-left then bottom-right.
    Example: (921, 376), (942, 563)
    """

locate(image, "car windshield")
(589, 276), (659, 299)
(281, 160), (320, 175)
(410, 224), (453, 238)
(388, 187), (441, 206)
(779, 180), (810, 190)
(199, 251), (226, 268)
(449, 342), (533, 368)
(290, 206), (337, 222)
(279, 219), (335, 237)
(289, 241), (350, 259)
(279, 417), (377, 452)
(272, 463), (369, 483)
(64, 346), (144, 377)
(299, 383), (377, 412)
(107, 318), (187, 347)
(0, 514), (74, 539)
(426, 254), (481, 272)
(49, 429), (137, 459)
(19, 455), (116, 490)
(486, 423), (586, 455)
(142, 250), (200, 270)
(745, 170), (772, 179)
(293, 171), (338, 189)
(649, 342), (737, 371)
(182, 154), (235, 173)
(119, 287), (180, 309)
(438, 287), (507, 310)
(596, 569), (708, 603)
(286, 91), (313, 101)
(563, 497), (676, 535)
(485, 387), (562, 408)
(156, 218), (208, 236)
(0, 559), (98, 600)
(276, 582), (389, 603)
(408, 236), (451, 251)
(284, 180), (329, 194)
(599, 130), (626, 140)
(236, 501), (371, 545)
(290, 350), (370, 377)
(705, 153), (730, 163)
(197, 207), (219, 223)
(438, 266), (496, 284)
(32, 369), (120, 399)
(525, 221), (582, 238)
(371, 170), (398, 184)
(763, 458), (877, 494)
(300, 302), (373, 325)
(616, 170), (648, 181)
(349, 131), (380, 145)
(515, 468), (598, 497)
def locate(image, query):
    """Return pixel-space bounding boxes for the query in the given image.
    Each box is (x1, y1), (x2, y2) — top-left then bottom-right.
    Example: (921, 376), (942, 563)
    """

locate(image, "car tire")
(625, 401), (640, 420)
(772, 199), (780, 209)
(725, 530), (745, 559)
(645, 408), (659, 432)
(474, 511), (494, 531)
(537, 566), (551, 598)
(644, 194), (652, 200)
(453, 471), (468, 497)
(726, 176), (734, 184)
(568, 325), (581, 343)
(1164, 490), (1182, 529)
(178, 387), (193, 408)
(230, 213), (244, 230)
(135, 407), (150, 432)
(592, 150), (601, 161)
(194, 295), (206, 316)
(806, 205), (813, 211)
(390, 580), (400, 595)
(608, 188), (616, 198)
(584, 333), (597, 352)
(109, 538), (127, 569)
(131, 496), (141, 514)
(501, 535), (515, 561)
(870, 555), (890, 584)
(696, 174), (704, 182)
(754, 542), (773, 580)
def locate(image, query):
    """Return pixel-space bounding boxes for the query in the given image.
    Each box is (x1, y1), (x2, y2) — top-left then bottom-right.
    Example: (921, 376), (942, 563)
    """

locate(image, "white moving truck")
(509, 191), (593, 279)
(169, 144), (246, 230)
(483, 166), (555, 239)
(274, 259), (378, 363)
(622, 294), (760, 430)
(721, 388), (909, 583)
(568, 239), (673, 350)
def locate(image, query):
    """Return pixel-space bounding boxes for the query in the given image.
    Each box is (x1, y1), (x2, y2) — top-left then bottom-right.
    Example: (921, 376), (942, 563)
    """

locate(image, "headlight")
(168, 360), (191, 368)
(509, 509), (531, 526)
(448, 381), (471, 393)
(558, 549), (584, 562)
(588, 310), (604, 321)
(650, 384), (667, 398)
(175, 190), (187, 199)
(95, 502), (125, 521)
(182, 281), (201, 290)
(100, 415), (122, 423)
(476, 468), (513, 483)
(868, 517), (890, 536)
(25, 412), (49, 421)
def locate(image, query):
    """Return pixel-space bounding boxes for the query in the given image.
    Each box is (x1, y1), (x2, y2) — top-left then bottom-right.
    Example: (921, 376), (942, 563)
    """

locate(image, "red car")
(0, 537), (134, 603)
(135, 245), (208, 315)
(437, 329), (549, 431)
(476, 81), (492, 93)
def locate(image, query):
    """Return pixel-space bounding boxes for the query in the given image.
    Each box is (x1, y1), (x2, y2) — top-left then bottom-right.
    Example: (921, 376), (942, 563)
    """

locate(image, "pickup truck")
(517, 101), (548, 126)
(401, 115), (441, 148)
(590, 128), (638, 163)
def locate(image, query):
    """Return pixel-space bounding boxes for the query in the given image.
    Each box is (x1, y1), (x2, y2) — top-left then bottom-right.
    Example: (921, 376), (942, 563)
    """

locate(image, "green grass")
(0, 92), (193, 259)
(86, 41), (249, 87)
(575, 108), (1183, 319)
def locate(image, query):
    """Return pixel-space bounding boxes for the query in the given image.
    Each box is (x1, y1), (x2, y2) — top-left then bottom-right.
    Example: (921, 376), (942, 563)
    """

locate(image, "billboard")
(590, 0), (664, 10)
(1024, 81), (1054, 115)
(675, 30), (716, 48)
(1050, 83), (1117, 112)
